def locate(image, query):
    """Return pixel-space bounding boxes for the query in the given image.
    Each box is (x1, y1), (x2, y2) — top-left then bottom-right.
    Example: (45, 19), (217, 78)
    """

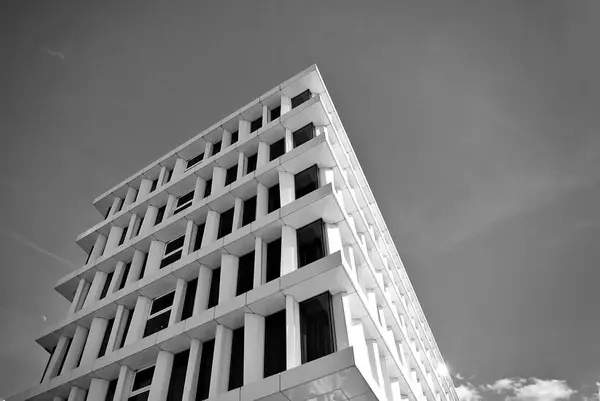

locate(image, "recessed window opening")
(250, 117), (262, 133)
(292, 89), (311, 109)
(99, 271), (114, 300)
(267, 184), (280, 213)
(217, 208), (234, 239)
(150, 178), (159, 193)
(236, 251), (254, 295)
(230, 131), (239, 145)
(193, 223), (205, 252)
(265, 238), (281, 282)
(143, 291), (175, 337)
(163, 169), (173, 185)
(300, 292), (335, 363)
(264, 310), (286, 377)
(297, 219), (327, 267)
(270, 138), (285, 161)
(207, 268), (220, 309)
(204, 179), (212, 198)
(246, 153), (257, 174)
(128, 365), (155, 401)
(241, 196), (256, 227)
(118, 262), (131, 290)
(118, 226), (128, 246)
(270, 106), (281, 121)
(155, 205), (167, 225)
(212, 141), (222, 156)
(160, 235), (185, 268)
(186, 153), (204, 170)
(294, 165), (319, 200)
(292, 123), (315, 148)
(225, 165), (238, 186)
(228, 327), (244, 390)
(173, 190), (194, 215)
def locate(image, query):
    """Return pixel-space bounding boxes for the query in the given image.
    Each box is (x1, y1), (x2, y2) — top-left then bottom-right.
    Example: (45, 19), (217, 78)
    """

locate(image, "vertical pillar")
(87, 378), (109, 401)
(193, 177), (207, 204)
(145, 240), (166, 276)
(173, 158), (187, 177)
(182, 339), (203, 401)
(204, 142), (214, 158)
(209, 325), (233, 396)
(124, 187), (138, 207)
(319, 168), (335, 188)
(348, 320), (371, 378)
(124, 296), (151, 346)
(284, 129), (293, 153)
(141, 206), (158, 234)
(105, 225), (124, 253)
(219, 254), (239, 303)
(366, 340), (384, 386)
(257, 141), (269, 168)
(83, 271), (108, 308)
(109, 197), (123, 217)
(68, 279), (90, 316)
(80, 317), (108, 366)
(113, 365), (134, 401)
(169, 278), (187, 325)
(106, 304), (130, 353)
(237, 152), (246, 180)
(390, 379), (404, 401)
(343, 246), (356, 276)
(138, 178), (153, 200)
(261, 104), (268, 127)
(256, 183), (268, 218)
(164, 194), (177, 220)
(278, 171), (295, 207)
(238, 120), (250, 143)
(157, 166), (167, 187)
(380, 356), (394, 401)
(244, 313), (265, 384)
(67, 387), (87, 401)
(183, 221), (195, 256)
(125, 214), (138, 242)
(212, 167), (226, 194)
(280, 226), (297, 276)
(366, 289), (378, 317)
(254, 237), (265, 288)
(280, 95), (291, 115)
(231, 197), (243, 231)
(285, 295), (301, 369)
(325, 223), (342, 255)
(90, 234), (107, 262)
(201, 211), (219, 248)
(331, 293), (350, 351)
(43, 335), (70, 381)
(194, 266), (212, 314)
(108, 261), (126, 294)
(62, 326), (88, 371)
(222, 129), (232, 149)
(127, 250), (147, 285)
(148, 351), (174, 401)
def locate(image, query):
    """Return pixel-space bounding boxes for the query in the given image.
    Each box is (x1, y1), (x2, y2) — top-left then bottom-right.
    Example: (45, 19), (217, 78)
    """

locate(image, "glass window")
(268, 184), (280, 213)
(250, 117), (262, 133)
(150, 178), (158, 193)
(118, 311), (133, 350)
(115, 198), (124, 214)
(297, 219), (326, 267)
(104, 207), (111, 220)
(193, 223), (205, 252)
(118, 226), (128, 246)
(163, 169), (173, 185)
(166, 350), (189, 401)
(134, 217), (144, 237)
(118, 262), (131, 290)
(241, 196), (256, 227)
(217, 208), (234, 239)
(270, 138), (285, 161)
(138, 253), (148, 281)
(173, 190), (194, 215)
(270, 106), (281, 121)
(225, 165), (238, 186)
(160, 235), (185, 269)
(265, 238), (281, 282)
(99, 271), (114, 300)
(106, 380), (118, 401)
(246, 153), (257, 174)
(144, 291), (175, 337)
(228, 327), (244, 390)
(186, 153), (204, 170)
(97, 318), (114, 358)
(211, 141), (222, 156)
(236, 251), (254, 296)
(204, 179), (212, 198)
(292, 89), (311, 109)
(230, 131), (239, 145)
(56, 338), (72, 376)
(264, 310), (286, 377)
(196, 339), (214, 401)
(300, 292), (335, 363)
(294, 165), (319, 200)
(207, 268), (220, 309)
(181, 278), (197, 320)
(155, 205), (167, 226)
(292, 123), (315, 148)
(129, 365), (155, 401)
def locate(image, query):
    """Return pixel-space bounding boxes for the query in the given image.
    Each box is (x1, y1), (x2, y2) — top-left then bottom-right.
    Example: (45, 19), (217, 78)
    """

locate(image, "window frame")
(173, 189), (195, 215)
(291, 89), (311, 109)
(129, 364), (156, 401)
(186, 153), (204, 170)
(144, 290), (175, 337)
(160, 234), (185, 269)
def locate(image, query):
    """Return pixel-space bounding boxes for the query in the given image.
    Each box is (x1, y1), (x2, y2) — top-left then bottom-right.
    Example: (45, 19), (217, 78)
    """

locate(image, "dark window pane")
(250, 117), (262, 133)
(97, 318), (114, 358)
(115, 198), (123, 213)
(174, 191), (194, 214)
(40, 347), (55, 383)
(196, 340), (215, 401)
(300, 292), (335, 363)
(264, 310), (286, 377)
(204, 180), (212, 198)
(164, 169), (173, 184)
(119, 263), (131, 290)
(225, 165), (238, 186)
(292, 90), (311, 109)
(297, 219), (326, 267)
(181, 278), (197, 320)
(228, 327), (244, 390)
(128, 392), (149, 401)
(151, 292), (175, 314)
(207, 268), (220, 308)
(166, 350), (189, 401)
(236, 252), (254, 296)
(241, 196), (256, 227)
(106, 379), (118, 401)
(217, 208), (234, 239)
(212, 141), (222, 156)
(268, 184), (280, 213)
(132, 366), (155, 391)
(104, 207), (111, 220)
(139, 253), (148, 281)
(160, 250), (183, 268)
(57, 338), (72, 376)
(135, 217), (144, 237)
(118, 309), (133, 349)
(246, 153), (257, 174)
(230, 131), (238, 145)
(75, 334), (88, 367)
(156, 205), (167, 225)
(270, 106), (281, 121)
(150, 179), (158, 193)
(187, 153), (204, 169)
(193, 224), (205, 252)
(85, 251), (92, 265)
(266, 238), (281, 282)
(295, 165), (319, 200)
(99, 271), (114, 300)
(270, 138), (285, 161)
(143, 311), (171, 337)
(165, 236), (185, 255)
(118, 226), (128, 246)
(292, 123), (315, 148)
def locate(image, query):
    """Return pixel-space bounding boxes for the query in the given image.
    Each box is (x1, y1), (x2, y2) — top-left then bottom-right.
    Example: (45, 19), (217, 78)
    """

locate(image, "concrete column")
(212, 167), (226, 194)
(279, 171), (295, 207)
(285, 295), (301, 369)
(380, 356), (394, 401)
(145, 240), (166, 276)
(138, 178), (153, 200)
(332, 293), (350, 351)
(105, 225), (124, 253)
(80, 317), (108, 366)
(348, 320), (371, 377)
(262, 104), (269, 127)
(244, 313), (265, 384)
(367, 340), (384, 386)
(124, 296), (151, 346)
(391, 379), (404, 401)
(43, 335), (70, 381)
(366, 289), (378, 317)
(127, 250), (147, 285)
(68, 279), (90, 316)
(90, 234), (107, 262)
(67, 387), (87, 401)
(219, 254), (239, 303)
(204, 142), (213, 158)
(124, 187), (138, 207)
(183, 220), (195, 256)
(209, 325), (233, 396)
(284, 129), (293, 153)
(148, 351), (174, 401)
(319, 168), (335, 188)
(83, 271), (108, 308)
(201, 211), (219, 248)
(280, 95), (291, 115)
(193, 177), (207, 204)
(62, 326), (88, 371)
(231, 197), (243, 232)
(169, 278), (187, 326)
(87, 378), (109, 401)
(194, 266), (212, 314)
(173, 158), (187, 177)
(237, 152), (245, 180)
(222, 129), (232, 149)
(107, 304), (130, 353)
(182, 339), (203, 401)
(157, 166), (167, 187)
(347, 214), (356, 234)
(254, 237), (265, 288)
(256, 183), (268, 218)
(108, 261), (126, 294)
(164, 194), (177, 220)
(257, 141), (269, 168)
(238, 120), (250, 143)
(113, 365), (134, 401)
(343, 246), (356, 276)
(325, 223), (343, 255)
(109, 197), (123, 217)
(281, 225), (297, 276)
(125, 214), (138, 242)
(141, 206), (158, 234)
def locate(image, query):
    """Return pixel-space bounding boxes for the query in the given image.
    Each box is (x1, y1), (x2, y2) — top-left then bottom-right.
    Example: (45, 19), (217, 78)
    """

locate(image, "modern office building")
(7, 65), (457, 401)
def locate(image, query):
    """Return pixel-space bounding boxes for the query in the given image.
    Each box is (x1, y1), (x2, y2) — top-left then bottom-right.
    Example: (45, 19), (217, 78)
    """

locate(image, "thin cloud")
(478, 377), (577, 401)
(0, 228), (77, 270)
(457, 383), (482, 401)
(456, 373), (465, 380)
(45, 49), (64, 60)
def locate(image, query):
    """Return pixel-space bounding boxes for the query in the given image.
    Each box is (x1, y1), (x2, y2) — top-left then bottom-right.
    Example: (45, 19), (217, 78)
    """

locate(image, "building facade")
(7, 65), (458, 401)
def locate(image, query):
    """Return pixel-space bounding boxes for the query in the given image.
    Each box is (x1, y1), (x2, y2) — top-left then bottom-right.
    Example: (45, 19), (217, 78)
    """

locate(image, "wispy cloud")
(45, 49), (64, 60)
(0, 228), (77, 270)
(476, 377), (577, 401)
(457, 383), (482, 401)
(456, 373), (465, 380)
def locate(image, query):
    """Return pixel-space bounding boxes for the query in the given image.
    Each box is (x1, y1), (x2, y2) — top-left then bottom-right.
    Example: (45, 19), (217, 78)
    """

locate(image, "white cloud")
(508, 379), (576, 401)
(456, 373), (465, 380)
(457, 383), (482, 401)
(487, 378), (525, 393)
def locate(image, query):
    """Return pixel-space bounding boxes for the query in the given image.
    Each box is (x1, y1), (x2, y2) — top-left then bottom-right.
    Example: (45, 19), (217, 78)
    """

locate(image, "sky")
(1, 1), (599, 400)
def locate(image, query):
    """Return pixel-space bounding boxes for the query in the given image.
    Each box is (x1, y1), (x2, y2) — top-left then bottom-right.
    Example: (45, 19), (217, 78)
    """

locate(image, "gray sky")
(1, 1), (599, 401)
